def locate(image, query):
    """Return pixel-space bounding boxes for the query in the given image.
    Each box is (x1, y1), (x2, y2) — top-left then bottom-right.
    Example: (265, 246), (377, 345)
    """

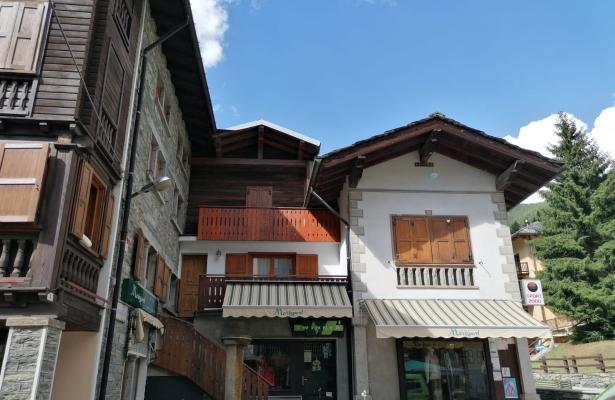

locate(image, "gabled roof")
(512, 221), (542, 238)
(225, 120), (320, 147)
(311, 113), (563, 208)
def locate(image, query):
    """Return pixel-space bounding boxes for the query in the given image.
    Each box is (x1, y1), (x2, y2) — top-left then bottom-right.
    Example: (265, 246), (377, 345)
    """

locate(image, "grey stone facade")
(0, 318), (64, 400)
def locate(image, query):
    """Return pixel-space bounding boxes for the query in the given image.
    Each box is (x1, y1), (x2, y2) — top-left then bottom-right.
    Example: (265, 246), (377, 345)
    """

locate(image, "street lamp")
(131, 176), (172, 198)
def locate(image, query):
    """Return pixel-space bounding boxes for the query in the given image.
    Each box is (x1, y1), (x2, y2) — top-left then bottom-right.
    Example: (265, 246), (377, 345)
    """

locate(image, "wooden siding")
(186, 164), (309, 234)
(198, 208), (340, 242)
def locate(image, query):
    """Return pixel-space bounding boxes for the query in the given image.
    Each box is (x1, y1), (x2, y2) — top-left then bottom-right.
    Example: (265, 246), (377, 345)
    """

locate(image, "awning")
(363, 299), (550, 339)
(222, 282), (352, 318)
(134, 308), (165, 342)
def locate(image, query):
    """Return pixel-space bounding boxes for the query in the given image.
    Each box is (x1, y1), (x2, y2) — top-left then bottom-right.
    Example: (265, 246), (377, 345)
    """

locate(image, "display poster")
(503, 377), (519, 399)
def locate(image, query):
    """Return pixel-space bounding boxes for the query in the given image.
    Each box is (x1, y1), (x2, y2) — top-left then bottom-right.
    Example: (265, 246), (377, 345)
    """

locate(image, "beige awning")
(363, 299), (550, 339)
(222, 282), (352, 318)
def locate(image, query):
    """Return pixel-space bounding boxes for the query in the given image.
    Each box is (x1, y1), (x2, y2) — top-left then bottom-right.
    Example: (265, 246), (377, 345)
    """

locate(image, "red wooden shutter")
(153, 254), (165, 298)
(3, 1), (47, 72)
(225, 253), (250, 276)
(71, 161), (94, 237)
(451, 217), (472, 262)
(99, 193), (115, 258)
(132, 229), (145, 280)
(0, 142), (49, 223)
(430, 217), (454, 263)
(393, 216), (412, 262)
(295, 254), (318, 277)
(246, 186), (272, 208)
(178, 255), (206, 317)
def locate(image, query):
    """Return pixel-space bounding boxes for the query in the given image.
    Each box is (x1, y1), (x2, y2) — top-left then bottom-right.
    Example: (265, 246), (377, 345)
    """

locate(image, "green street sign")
(291, 319), (345, 337)
(120, 278), (158, 315)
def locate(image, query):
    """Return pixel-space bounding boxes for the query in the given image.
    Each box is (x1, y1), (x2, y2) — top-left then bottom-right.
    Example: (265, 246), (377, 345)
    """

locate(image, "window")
(148, 138), (165, 179)
(0, 142), (49, 223)
(71, 161), (115, 258)
(145, 246), (157, 291)
(112, 0), (133, 46)
(132, 229), (172, 302)
(392, 216), (472, 264)
(171, 187), (185, 232)
(154, 74), (171, 125)
(225, 253), (318, 277)
(0, 0), (49, 74)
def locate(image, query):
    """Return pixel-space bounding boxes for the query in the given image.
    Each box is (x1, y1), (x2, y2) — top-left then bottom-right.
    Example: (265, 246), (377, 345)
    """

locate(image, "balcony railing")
(396, 265), (477, 288)
(0, 76), (38, 117)
(516, 262), (530, 277)
(545, 317), (575, 333)
(198, 207), (340, 242)
(198, 274), (349, 310)
(59, 243), (103, 303)
(0, 236), (37, 279)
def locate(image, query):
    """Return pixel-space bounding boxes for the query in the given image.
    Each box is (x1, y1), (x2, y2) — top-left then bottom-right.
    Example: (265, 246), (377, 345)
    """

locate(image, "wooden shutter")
(153, 254), (165, 298)
(0, 142), (49, 223)
(295, 254), (318, 277)
(178, 255), (206, 317)
(0, 2), (19, 65)
(71, 161), (93, 237)
(132, 229), (145, 280)
(160, 264), (171, 303)
(246, 186), (272, 208)
(99, 193), (115, 258)
(450, 217), (472, 262)
(3, 1), (47, 72)
(393, 216), (412, 262)
(430, 217), (454, 263)
(225, 253), (250, 276)
(393, 216), (433, 263)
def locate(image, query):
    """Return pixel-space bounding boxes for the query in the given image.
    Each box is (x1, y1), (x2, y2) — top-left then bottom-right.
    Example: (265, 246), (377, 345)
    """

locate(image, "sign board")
(121, 278), (158, 315)
(503, 377), (519, 398)
(291, 319), (345, 337)
(520, 279), (545, 306)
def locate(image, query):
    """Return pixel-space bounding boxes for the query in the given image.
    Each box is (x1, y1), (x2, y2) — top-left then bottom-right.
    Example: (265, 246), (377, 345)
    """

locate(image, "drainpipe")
(97, 20), (189, 400)
(308, 187), (355, 400)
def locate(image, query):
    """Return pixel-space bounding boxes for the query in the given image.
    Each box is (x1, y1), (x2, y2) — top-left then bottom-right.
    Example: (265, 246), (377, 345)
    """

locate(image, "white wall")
(180, 239), (344, 276)
(51, 332), (99, 400)
(352, 150), (510, 300)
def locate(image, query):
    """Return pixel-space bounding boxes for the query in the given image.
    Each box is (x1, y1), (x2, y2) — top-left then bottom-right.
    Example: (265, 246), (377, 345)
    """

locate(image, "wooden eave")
(149, 0), (216, 156)
(311, 113), (563, 209)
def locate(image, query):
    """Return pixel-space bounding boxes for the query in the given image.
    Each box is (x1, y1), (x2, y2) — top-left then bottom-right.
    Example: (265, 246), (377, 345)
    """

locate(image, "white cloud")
(504, 105), (615, 204)
(230, 105), (239, 117)
(190, 0), (232, 68)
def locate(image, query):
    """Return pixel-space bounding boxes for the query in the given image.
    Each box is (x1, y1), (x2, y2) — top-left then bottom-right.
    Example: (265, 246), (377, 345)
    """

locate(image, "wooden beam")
(349, 156), (366, 188)
(214, 138), (223, 158)
(257, 126), (264, 159)
(263, 137), (297, 155)
(298, 140), (305, 160)
(419, 130), (441, 163)
(191, 157), (307, 168)
(496, 160), (526, 191)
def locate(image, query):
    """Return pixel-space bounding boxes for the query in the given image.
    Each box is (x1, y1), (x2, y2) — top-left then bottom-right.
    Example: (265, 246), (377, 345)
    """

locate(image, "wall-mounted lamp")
(429, 171), (439, 180)
(131, 176), (172, 198)
(216, 249), (222, 258)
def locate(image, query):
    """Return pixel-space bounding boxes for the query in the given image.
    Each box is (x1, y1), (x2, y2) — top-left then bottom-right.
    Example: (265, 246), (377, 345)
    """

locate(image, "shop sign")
(449, 328), (480, 337)
(121, 278), (158, 315)
(274, 308), (305, 318)
(292, 319), (345, 337)
(520, 279), (545, 306)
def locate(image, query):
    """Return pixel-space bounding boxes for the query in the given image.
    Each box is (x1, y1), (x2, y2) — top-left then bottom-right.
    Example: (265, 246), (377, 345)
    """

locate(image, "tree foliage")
(533, 113), (615, 342)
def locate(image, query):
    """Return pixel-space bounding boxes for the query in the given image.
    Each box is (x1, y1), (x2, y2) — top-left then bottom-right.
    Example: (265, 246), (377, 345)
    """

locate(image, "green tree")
(533, 113), (614, 341)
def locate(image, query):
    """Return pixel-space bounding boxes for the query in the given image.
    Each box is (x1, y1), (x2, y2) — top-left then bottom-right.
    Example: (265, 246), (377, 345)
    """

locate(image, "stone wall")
(534, 371), (615, 389)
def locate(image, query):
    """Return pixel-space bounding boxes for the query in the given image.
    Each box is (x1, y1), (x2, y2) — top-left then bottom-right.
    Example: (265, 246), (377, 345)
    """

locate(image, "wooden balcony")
(516, 261), (530, 278)
(198, 207), (340, 242)
(396, 264), (477, 289)
(198, 274), (349, 310)
(0, 235), (37, 280)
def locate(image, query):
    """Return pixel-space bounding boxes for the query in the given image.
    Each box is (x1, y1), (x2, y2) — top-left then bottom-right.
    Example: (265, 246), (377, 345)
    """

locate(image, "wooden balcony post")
(222, 336), (251, 400)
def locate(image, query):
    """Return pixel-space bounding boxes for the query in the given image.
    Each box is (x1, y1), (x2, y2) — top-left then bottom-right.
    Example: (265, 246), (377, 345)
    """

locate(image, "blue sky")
(193, 0), (615, 155)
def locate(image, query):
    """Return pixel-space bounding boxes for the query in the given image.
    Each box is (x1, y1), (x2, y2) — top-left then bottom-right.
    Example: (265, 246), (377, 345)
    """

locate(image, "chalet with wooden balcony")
(307, 113), (564, 400)
(173, 120), (353, 399)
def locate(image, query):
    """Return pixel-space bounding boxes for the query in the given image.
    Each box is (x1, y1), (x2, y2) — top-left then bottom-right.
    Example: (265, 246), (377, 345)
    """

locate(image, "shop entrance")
(245, 340), (337, 399)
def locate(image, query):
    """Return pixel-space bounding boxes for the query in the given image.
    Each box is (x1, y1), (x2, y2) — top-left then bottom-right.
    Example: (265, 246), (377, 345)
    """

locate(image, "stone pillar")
(515, 338), (541, 400)
(222, 336), (251, 400)
(352, 319), (372, 400)
(0, 317), (65, 400)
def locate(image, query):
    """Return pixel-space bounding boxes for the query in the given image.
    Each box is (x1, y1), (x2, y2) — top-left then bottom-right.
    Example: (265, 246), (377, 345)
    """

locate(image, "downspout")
(307, 181), (355, 400)
(97, 19), (189, 400)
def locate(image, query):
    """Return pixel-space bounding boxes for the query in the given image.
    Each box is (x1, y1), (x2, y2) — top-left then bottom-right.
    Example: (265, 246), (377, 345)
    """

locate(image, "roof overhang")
(311, 113), (563, 209)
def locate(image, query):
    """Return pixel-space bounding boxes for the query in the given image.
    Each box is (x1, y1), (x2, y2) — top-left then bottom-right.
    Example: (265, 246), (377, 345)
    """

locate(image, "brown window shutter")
(0, 142), (49, 223)
(153, 254), (165, 298)
(99, 193), (115, 259)
(178, 255), (206, 317)
(393, 216), (412, 262)
(225, 253), (249, 276)
(430, 217), (454, 263)
(246, 186), (272, 208)
(3, 1), (47, 72)
(71, 161), (94, 237)
(295, 254), (318, 277)
(132, 229), (145, 280)
(410, 217), (433, 263)
(450, 217), (472, 262)
(160, 264), (171, 303)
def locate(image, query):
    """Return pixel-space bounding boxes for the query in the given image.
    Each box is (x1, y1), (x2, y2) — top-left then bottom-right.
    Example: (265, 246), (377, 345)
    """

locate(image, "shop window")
(0, 0), (49, 73)
(398, 339), (490, 400)
(71, 162), (115, 258)
(393, 216), (472, 264)
(0, 142), (49, 223)
(245, 342), (291, 391)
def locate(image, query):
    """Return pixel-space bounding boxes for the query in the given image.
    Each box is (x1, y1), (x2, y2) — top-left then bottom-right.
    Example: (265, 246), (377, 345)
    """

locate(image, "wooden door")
(178, 255), (207, 317)
(246, 186), (272, 208)
(494, 343), (523, 400)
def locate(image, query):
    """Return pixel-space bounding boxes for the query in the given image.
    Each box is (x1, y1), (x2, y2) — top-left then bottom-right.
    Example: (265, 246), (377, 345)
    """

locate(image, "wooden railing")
(0, 236), (37, 278)
(59, 243), (102, 302)
(516, 261), (530, 277)
(545, 317), (575, 333)
(0, 76), (38, 116)
(198, 207), (341, 242)
(396, 265), (476, 288)
(242, 365), (271, 400)
(532, 354), (615, 373)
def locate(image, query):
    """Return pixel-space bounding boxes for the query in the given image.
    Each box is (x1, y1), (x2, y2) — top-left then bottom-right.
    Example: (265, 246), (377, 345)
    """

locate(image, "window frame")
(391, 214), (473, 265)
(248, 253), (295, 277)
